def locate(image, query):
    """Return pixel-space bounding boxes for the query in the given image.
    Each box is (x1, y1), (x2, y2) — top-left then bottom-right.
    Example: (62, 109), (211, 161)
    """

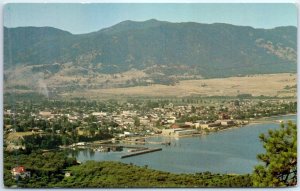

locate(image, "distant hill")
(4, 19), (297, 78)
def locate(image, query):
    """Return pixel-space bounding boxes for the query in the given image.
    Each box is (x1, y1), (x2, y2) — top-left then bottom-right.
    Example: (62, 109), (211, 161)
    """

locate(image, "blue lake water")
(73, 115), (296, 174)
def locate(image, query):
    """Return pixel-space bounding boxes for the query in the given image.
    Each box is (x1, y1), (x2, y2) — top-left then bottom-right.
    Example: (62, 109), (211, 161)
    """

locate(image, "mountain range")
(4, 19), (297, 84)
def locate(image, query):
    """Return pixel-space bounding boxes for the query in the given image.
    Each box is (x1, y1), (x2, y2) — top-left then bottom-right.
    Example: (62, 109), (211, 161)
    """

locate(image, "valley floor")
(61, 73), (296, 99)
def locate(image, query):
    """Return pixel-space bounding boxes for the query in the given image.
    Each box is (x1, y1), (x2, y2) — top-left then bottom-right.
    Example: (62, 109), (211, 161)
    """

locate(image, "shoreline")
(255, 113), (296, 119)
(150, 113), (297, 139)
(249, 113), (297, 124)
(208, 113), (296, 134)
(64, 114), (297, 145)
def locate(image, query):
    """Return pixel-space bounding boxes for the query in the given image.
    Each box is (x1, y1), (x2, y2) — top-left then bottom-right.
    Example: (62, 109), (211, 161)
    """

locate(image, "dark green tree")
(253, 122), (297, 187)
(191, 106), (196, 113)
(134, 116), (140, 127)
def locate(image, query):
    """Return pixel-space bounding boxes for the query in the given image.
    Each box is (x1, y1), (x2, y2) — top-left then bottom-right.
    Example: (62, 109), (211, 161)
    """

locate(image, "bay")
(72, 114), (296, 174)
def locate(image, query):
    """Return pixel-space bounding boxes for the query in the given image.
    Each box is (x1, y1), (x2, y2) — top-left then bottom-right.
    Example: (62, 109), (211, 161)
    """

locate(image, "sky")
(3, 3), (298, 34)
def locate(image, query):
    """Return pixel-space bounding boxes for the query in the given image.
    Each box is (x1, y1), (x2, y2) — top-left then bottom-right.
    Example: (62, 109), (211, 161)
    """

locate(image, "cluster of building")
(3, 99), (296, 139)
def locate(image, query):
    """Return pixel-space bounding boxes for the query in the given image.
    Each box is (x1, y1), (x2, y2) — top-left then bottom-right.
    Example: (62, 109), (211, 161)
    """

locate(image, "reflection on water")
(72, 115), (296, 174)
(89, 149), (95, 158)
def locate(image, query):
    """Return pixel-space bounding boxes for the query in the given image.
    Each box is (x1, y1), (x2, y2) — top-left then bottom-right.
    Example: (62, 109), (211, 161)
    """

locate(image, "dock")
(121, 148), (162, 158)
(121, 140), (171, 145)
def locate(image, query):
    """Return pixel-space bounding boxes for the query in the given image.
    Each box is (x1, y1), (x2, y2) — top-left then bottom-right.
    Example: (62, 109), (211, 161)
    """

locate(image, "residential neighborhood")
(4, 97), (296, 151)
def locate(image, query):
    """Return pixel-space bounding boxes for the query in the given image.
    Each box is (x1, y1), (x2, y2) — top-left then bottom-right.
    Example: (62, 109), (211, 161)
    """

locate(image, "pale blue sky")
(3, 3), (297, 34)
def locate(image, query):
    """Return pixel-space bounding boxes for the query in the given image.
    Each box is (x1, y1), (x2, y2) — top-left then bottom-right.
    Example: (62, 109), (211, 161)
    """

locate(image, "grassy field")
(6, 132), (42, 142)
(4, 65), (296, 99)
(63, 73), (296, 99)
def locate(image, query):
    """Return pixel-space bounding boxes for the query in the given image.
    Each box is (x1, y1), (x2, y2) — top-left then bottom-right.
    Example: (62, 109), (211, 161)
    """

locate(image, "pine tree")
(253, 121), (297, 187)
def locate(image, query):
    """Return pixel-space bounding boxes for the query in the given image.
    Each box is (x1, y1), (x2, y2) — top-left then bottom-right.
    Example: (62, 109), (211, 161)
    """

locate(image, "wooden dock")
(121, 148), (162, 158)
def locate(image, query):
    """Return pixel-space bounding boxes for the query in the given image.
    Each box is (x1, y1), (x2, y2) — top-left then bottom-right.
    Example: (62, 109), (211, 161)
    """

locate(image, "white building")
(162, 128), (198, 137)
(124, 131), (134, 137)
(166, 117), (176, 124)
(92, 112), (107, 117)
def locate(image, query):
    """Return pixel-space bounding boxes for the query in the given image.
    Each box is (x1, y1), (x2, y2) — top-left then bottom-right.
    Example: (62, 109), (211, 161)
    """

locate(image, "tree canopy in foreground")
(55, 161), (252, 188)
(253, 122), (297, 187)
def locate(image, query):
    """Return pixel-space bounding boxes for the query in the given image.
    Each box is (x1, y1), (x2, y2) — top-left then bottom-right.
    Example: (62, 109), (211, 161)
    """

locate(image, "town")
(3, 96), (297, 153)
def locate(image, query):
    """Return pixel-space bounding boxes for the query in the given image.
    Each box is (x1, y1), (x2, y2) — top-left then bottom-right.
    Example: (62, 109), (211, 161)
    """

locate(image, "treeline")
(232, 101), (297, 120)
(21, 133), (113, 153)
(55, 161), (253, 188)
(22, 134), (69, 153)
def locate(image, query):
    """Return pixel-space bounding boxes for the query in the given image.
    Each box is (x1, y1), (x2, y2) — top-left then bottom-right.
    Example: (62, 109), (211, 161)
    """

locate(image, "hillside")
(4, 19), (296, 78)
(61, 73), (296, 99)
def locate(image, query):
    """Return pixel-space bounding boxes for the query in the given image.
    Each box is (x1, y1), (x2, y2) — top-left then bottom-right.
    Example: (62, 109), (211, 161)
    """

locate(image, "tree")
(134, 117), (140, 127)
(253, 122), (297, 187)
(191, 106), (196, 113)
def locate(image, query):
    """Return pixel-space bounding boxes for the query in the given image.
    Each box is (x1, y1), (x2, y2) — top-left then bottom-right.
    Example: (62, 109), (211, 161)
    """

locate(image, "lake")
(72, 115), (296, 174)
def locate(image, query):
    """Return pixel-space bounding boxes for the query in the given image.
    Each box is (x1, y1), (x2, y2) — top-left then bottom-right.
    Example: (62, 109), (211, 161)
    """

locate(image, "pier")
(121, 139), (171, 145)
(121, 148), (162, 158)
